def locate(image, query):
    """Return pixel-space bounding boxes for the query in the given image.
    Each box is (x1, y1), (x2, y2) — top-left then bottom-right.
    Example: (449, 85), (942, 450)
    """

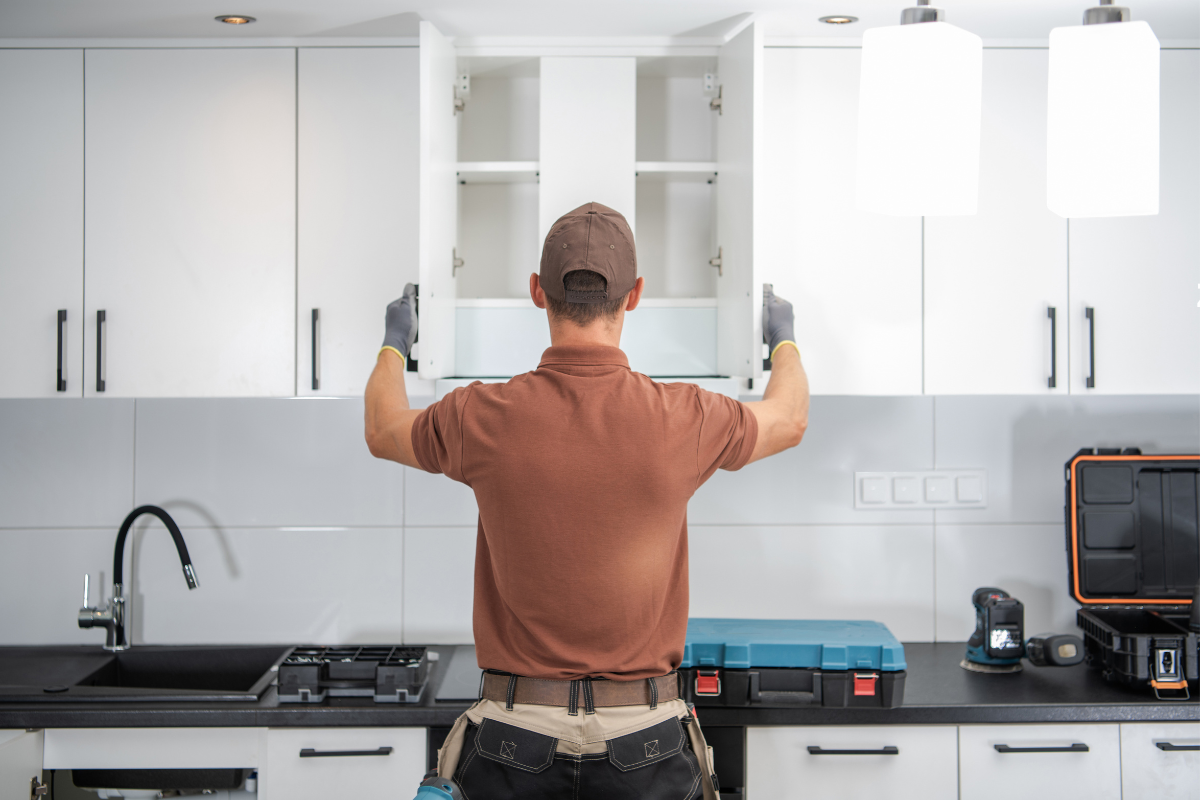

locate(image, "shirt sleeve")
(695, 387), (759, 486)
(410, 385), (474, 484)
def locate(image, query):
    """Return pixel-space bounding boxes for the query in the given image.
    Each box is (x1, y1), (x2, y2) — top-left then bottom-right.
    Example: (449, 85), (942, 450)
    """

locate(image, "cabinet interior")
(454, 55), (719, 301)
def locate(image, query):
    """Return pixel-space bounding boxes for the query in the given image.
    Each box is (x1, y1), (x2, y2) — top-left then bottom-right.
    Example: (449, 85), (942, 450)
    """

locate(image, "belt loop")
(583, 678), (596, 715)
(505, 674), (517, 711)
(649, 676), (659, 710)
(568, 680), (580, 716)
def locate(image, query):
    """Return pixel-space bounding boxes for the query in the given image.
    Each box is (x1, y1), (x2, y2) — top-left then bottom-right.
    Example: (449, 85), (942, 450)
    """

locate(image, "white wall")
(1, 393), (1195, 646)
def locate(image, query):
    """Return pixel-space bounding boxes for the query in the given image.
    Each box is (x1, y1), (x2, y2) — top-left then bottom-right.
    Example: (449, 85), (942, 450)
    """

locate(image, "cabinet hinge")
(452, 248), (465, 276)
(31, 776), (48, 799)
(454, 73), (470, 114)
(710, 85), (723, 115)
(709, 246), (723, 276)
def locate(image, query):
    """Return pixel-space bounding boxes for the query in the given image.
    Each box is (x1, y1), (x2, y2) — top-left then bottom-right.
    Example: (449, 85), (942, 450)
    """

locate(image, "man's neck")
(547, 314), (625, 349)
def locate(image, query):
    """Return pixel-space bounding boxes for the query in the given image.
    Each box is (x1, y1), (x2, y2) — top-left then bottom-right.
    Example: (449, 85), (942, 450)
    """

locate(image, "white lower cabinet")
(43, 727), (264, 770)
(959, 724), (1121, 800)
(0, 729), (44, 798)
(747, 725), (958, 800)
(261, 727), (426, 800)
(1120, 722), (1200, 800)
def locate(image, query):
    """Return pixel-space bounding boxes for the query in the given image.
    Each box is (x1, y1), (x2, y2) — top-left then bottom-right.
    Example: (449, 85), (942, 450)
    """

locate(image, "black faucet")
(78, 505), (199, 650)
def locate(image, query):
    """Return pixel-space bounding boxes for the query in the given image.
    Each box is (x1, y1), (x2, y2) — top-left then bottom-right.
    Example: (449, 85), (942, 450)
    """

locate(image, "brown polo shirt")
(411, 345), (758, 680)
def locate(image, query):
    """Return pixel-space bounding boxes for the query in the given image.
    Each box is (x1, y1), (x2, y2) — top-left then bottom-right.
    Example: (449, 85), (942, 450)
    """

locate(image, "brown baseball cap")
(539, 202), (637, 304)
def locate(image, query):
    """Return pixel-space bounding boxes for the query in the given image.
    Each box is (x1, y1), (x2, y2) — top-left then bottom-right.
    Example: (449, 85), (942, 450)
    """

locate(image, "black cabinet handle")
(995, 743), (1088, 753)
(299, 747), (393, 758)
(1085, 306), (1095, 388)
(1047, 306), (1057, 389)
(56, 310), (67, 392)
(1156, 742), (1199, 752)
(95, 309), (106, 393)
(808, 746), (899, 755)
(311, 308), (320, 391)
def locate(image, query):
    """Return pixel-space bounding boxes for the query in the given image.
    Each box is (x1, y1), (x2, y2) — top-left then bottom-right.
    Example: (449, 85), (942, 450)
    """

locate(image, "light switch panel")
(855, 470), (987, 510)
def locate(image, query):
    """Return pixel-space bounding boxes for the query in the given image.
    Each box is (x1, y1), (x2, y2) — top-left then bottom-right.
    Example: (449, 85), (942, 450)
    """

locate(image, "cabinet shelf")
(456, 161), (539, 183)
(635, 161), (717, 181)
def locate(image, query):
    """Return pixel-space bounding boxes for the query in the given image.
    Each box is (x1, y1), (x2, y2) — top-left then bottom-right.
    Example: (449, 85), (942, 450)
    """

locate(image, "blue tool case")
(678, 619), (907, 708)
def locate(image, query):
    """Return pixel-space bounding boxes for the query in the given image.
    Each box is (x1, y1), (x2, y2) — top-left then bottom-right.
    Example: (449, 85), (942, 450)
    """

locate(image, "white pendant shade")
(856, 21), (983, 216)
(1047, 20), (1159, 218)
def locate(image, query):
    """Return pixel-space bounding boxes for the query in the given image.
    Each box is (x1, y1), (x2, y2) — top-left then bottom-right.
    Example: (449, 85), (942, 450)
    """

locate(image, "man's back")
(412, 344), (757, 680)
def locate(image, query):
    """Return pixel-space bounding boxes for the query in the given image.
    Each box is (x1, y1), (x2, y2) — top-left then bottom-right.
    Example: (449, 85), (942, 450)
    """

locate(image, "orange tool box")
(1065, 448), (1198, 699)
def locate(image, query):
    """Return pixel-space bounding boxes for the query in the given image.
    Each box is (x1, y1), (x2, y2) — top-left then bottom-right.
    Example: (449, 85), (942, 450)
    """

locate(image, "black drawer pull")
(299, 747), (393, 758)
(1046, 306), (1057, 389)
(1085, 306), (1095, 388)
(808, 746), (899, 755)
(1156, 742), (1199, 752)
(995, 743), (1088, 753)
(57, 309), (67, 391)
(95, 309), (106, 393)
(311, 308), (320, 391)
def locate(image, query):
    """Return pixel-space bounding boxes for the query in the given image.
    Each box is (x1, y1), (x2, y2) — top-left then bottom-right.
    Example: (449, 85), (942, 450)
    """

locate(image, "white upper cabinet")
(0, 50), (83, 399)
(760, 47), (923, 395)
(83, 48), (296, 398)
(297, 47), (420, 397)
(1067, 49), (1200, 395)
(924, 49), (1068, 395)
(417, 22), (460, 380)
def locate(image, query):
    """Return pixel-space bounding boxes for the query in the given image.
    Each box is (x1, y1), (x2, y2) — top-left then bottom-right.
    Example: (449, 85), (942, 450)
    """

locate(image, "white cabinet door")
(83, 48), (296, 398)
(925, 49), (1068, 395)
(0, 729), (44, 799)
(43, 727), (264, 769)
(959, 724), (1121, 800)
(760, 48), (922, 394)
(715, 22), (764, 381)
(297, 47), (420, 397)
(1067, 49), (1200, 394)
(417, 21), (459, 379)
(261, 727), (426, 800)
(747, 725), (958, 800)
(0, 50), (83, 399)
(1120, 722), (1200, 800)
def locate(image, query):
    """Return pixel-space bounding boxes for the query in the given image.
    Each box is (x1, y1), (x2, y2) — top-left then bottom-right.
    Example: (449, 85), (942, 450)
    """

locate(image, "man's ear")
(625, 277), (645, 311)
(530, 273), (547, 310)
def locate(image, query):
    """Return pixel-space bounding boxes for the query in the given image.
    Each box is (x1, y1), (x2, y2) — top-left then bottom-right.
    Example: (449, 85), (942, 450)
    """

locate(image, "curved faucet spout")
(114, 505), (199, 590)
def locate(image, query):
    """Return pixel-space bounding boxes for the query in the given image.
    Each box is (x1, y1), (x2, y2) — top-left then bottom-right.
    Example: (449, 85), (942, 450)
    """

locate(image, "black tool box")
(1065, 448), (1199, 699)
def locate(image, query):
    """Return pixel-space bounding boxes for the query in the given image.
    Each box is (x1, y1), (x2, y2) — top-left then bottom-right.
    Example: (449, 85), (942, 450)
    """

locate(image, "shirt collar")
(538, 345), (630, 371)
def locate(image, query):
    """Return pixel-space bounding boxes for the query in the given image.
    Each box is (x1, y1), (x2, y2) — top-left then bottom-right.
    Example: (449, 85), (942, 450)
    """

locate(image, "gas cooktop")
(277, 645), (430, 704)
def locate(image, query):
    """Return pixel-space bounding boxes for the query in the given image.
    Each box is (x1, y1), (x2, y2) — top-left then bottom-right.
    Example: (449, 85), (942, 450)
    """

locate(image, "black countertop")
(0, 643), (1194, 729)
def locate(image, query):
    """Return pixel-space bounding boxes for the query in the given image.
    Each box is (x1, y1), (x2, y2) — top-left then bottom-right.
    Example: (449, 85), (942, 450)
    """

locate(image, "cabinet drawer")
(43, 727), (263, 769)
(747, 725), (957, 800)
(959, 724), (1120, 800)
(1121, 722), (1200, 800)
(262, 727), (425, 800)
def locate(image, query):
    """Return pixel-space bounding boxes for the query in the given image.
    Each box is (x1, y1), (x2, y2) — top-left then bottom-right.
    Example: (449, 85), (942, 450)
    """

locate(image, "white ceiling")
(0, 0), (1196, 41)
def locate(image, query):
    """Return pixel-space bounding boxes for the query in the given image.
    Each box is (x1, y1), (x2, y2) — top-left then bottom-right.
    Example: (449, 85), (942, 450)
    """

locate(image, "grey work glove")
(762, 284), (797, 359)
(381, 283), (418, 361)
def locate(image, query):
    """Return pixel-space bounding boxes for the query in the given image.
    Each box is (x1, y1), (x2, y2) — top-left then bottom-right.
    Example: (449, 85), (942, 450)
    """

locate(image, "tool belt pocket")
(473, 719), (557, 773)
(607, 714), (689, 771)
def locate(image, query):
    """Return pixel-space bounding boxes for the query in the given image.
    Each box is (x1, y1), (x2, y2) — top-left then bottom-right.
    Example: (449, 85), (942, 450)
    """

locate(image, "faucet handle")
(82, 573), (90, 608)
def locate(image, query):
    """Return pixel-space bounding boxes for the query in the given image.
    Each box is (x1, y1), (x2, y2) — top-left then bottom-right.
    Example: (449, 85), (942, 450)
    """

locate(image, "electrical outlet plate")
(854, 470), (987, 509)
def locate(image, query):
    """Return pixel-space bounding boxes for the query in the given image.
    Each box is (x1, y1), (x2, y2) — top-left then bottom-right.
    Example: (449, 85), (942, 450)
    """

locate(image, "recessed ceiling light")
(216, 15), (256, 25)
(820, 15), (860, 24)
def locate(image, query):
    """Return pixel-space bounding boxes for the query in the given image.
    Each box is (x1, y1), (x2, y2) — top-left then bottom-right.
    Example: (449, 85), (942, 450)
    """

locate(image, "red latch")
(853, 673), (878, 696)
(695, 670), (721, 696)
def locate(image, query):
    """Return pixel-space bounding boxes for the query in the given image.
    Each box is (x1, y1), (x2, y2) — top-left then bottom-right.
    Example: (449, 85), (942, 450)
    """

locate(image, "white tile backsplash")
(0, 393), (1193, 646)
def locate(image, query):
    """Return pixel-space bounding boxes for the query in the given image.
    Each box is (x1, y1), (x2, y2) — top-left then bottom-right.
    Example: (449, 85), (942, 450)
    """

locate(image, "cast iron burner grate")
(277, 646), (430, 704)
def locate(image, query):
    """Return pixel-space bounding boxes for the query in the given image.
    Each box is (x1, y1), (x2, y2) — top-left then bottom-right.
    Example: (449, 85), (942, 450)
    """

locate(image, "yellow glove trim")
(379, 346), (406, 364)
(770, 340), (800, 361)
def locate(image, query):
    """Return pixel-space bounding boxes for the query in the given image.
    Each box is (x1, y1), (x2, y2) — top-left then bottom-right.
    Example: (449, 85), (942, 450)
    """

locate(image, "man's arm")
(743, 287), (809, 464)
(364, 284), (425, 469)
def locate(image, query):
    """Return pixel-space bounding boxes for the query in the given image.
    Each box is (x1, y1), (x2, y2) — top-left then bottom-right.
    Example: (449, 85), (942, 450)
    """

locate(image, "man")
(366, 202), (808, 800)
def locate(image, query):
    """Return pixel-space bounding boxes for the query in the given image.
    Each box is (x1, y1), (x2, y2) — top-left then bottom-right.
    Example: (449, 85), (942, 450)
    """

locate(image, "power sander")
(961, 587), (1085, 674)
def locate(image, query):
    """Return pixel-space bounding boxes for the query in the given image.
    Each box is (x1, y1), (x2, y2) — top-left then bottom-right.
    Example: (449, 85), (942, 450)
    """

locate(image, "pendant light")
(856, 0), (983, 216)
(1047, 1), (1160, 218)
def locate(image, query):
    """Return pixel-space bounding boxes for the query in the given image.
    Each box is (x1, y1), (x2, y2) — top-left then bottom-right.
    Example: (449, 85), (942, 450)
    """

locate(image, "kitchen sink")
(0, 645), (292, 702)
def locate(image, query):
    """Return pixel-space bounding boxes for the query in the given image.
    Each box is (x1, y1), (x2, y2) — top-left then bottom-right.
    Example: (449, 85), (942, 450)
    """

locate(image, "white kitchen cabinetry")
(83, 48), (296, 398)
(958, 723), (1121, 800)
(0, 729), (44, 799)
(261, 727), (426, 800)
(760, 48), (923, 395)
(0, 50), (83, 399)
(1120, 722), (1200, 800)
(1067, 49), (1200, 395)
(747, 725), (958, 800)
(43, 727), (264, 770)
(297, 47), (420, 397)
(924, 49), (1068, 395)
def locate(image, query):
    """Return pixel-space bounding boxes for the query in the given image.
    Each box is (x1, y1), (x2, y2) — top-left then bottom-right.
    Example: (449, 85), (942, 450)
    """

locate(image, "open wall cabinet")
(416, 21), (764, 383)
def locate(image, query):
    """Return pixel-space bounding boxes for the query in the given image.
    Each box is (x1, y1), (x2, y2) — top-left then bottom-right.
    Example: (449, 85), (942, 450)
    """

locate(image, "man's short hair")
(545, 270), (628, 325)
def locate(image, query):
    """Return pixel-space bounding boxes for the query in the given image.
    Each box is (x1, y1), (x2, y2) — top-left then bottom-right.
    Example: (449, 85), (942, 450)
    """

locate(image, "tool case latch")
(853, 673), (878, 696)
(695, 669), (721, 696)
